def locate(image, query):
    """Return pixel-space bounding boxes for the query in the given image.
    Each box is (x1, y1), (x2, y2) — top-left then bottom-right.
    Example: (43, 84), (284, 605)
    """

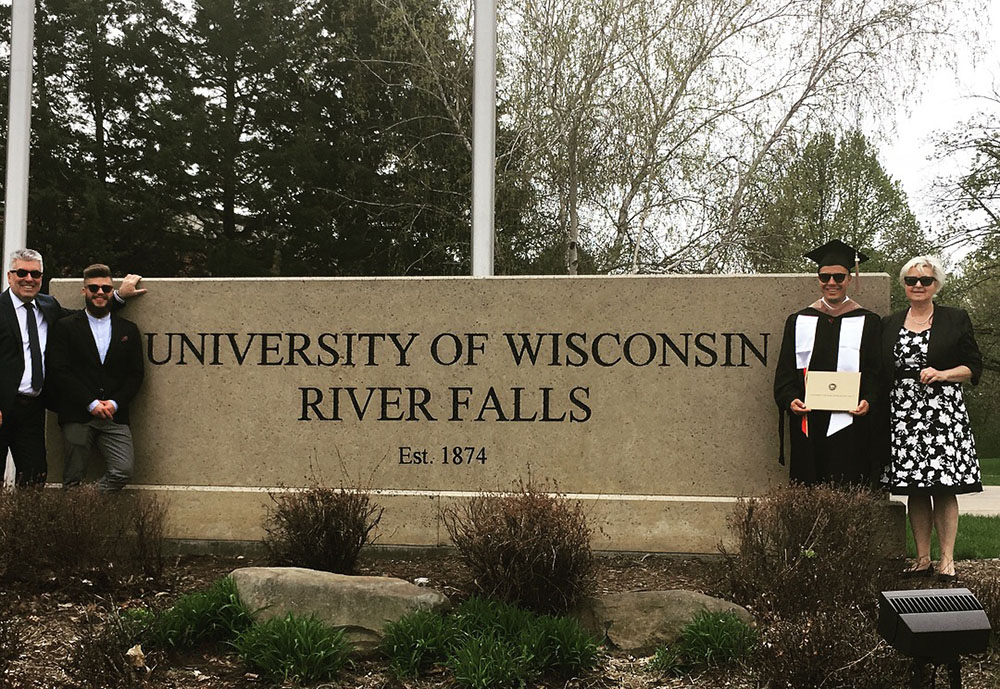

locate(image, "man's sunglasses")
(86, 284), (114, 294)
(904, 276), (936, 287)
(818, 272), (848, 284)
(9, 269), (42, 279)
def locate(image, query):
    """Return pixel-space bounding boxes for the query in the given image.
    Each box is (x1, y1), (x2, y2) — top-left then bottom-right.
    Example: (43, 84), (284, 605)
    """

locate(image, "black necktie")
(24, 302), (43, 392)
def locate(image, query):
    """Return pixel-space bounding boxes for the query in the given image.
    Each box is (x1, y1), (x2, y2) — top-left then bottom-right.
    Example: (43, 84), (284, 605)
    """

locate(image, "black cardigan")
(881, 304), (983, 385)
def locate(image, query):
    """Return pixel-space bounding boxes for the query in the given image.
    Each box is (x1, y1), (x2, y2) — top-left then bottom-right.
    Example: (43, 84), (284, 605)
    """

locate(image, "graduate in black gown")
(774, 240), (882, 486)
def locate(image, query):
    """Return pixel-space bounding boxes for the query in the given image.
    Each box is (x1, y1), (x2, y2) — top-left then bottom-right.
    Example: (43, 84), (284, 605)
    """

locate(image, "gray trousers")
(61, 418), (135, 491)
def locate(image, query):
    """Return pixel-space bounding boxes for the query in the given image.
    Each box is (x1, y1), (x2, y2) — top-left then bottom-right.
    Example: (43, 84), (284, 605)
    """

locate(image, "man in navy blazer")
(46, 264), (145, 491)
(1, 249), (144, 486)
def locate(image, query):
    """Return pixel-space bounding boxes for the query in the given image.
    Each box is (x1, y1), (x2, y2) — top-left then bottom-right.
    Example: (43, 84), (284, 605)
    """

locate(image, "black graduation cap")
(802, 239), (869, 271)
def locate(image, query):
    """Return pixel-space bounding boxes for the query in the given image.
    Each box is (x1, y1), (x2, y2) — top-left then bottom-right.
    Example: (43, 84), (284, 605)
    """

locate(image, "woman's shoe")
(936, 559), (957, 582)
(901, 557), (934, 578)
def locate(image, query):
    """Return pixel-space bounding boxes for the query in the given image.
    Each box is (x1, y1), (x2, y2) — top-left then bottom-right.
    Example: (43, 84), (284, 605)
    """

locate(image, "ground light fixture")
(877, 588), (991, 688)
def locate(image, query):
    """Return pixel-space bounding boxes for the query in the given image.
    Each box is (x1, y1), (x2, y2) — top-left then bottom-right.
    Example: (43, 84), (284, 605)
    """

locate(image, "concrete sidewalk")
(889, 486), (1000, 516)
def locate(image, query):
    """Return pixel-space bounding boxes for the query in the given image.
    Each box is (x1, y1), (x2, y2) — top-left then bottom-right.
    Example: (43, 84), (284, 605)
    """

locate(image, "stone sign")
(47, 274), (890, 552)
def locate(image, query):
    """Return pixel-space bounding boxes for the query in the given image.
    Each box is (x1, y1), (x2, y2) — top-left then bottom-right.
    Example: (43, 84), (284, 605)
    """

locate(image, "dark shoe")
(936, 572), (958, 583)
(901, 560), (934, 578)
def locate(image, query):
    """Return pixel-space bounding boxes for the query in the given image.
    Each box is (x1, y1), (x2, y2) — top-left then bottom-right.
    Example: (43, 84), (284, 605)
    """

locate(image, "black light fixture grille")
(884, 593), (984, 615)
(878, 588), (991, 666)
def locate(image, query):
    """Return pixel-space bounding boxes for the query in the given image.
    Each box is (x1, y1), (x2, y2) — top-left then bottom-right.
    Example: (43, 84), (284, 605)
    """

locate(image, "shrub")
(149, 576), (254, 650)
(232, 613), (351, 684)
(443, 480), (593, 612)
(381, 609), (453, 678)
(648, 610), (756, 676)
(754, 607), (907, 689)
(262, 484), (382, 574)
(0, 487), (165, 588)
(68, 606), (157, 688)
(722, 483), (899, 618)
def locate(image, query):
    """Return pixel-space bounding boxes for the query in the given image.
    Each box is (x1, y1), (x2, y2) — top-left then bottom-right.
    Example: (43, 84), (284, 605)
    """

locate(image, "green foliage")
(381, 609), (454, 678)
(443, 480), (594, 613)
(647, 611), (756, 677)
(232, 613), (351, 684)
(742, 129), (933, 306)
(149, 577), (254, 650)
(381, 597), (600, 685)
(263, 485), (383, 574)
(447, 632), (530, 689)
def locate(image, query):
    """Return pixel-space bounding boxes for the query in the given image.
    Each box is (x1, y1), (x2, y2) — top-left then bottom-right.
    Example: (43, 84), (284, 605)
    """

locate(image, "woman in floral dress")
(881, 256), (983, 582)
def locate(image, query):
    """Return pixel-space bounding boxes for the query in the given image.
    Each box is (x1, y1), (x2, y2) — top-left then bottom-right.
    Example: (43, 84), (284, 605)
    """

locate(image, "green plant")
(450, 597), (535, 639)
(263, 484), (383, 574)
(722, 483), (899, 618)
(447, 632), (529, 689)
(518, 613), (600, 676)
(150, 577), (253, 650)
(646, 645), (684, 675)
(443, 479), (594, 612)
(381, 609), (453, 678)
(232, 613), (351, 684)
(646, 611), (755, 677)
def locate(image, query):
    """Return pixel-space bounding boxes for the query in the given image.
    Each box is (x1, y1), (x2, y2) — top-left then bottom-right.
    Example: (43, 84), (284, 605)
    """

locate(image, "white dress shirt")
(8, 290), (47, 396)
(86, 310), (118, 414)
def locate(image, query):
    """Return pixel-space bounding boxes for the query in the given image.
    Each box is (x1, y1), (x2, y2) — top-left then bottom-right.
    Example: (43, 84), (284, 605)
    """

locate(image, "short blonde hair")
(899, 255), (946, 290)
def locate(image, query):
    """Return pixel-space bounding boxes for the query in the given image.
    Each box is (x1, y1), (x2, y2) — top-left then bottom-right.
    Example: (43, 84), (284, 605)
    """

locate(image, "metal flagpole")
(3, 0), (37, 487)
(471, 0), (496, 277)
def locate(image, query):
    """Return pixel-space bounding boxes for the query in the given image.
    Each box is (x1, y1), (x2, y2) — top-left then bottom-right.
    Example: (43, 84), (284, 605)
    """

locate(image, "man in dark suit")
(46, 264), (146, 491)
(2, 249), (143, 486)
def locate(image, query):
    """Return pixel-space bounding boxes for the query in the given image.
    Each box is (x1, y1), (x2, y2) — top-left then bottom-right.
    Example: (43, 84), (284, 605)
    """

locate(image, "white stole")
(794, 314), (865, 436)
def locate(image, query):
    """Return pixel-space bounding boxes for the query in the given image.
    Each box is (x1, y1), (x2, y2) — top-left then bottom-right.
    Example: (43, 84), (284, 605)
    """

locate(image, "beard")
(85, 299), (112, 317)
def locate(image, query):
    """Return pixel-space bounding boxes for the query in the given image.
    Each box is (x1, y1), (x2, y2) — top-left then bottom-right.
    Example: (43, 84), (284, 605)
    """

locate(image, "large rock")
(571, 590), (753, 655)
(231, 567), (450, 655)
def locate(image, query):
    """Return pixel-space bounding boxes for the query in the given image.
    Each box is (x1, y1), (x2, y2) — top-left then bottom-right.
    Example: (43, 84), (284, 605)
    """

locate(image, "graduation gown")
(774, 306), (882, 486)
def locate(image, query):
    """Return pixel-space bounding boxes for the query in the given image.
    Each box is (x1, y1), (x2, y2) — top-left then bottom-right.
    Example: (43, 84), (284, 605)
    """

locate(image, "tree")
(499, 0), (983, 274)
(739, 130), (932, 306)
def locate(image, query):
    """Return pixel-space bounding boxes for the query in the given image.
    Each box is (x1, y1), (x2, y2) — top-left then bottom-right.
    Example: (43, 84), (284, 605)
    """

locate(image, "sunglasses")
(10, 269), (42, 279)
(903, 276), (936, 287)
(818, 272), (848, 284)
(86, 284), (114, 294)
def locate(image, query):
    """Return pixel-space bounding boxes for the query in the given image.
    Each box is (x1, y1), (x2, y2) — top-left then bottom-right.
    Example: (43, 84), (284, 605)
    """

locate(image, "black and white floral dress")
(882, 328), (982, 495)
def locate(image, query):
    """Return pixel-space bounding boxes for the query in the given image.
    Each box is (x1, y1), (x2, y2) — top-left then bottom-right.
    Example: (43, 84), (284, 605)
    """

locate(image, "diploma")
(804, 371), (861, 412)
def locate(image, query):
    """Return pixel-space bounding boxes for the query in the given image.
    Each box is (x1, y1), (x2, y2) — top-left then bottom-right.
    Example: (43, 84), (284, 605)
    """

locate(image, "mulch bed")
(2, 553), (999, 688)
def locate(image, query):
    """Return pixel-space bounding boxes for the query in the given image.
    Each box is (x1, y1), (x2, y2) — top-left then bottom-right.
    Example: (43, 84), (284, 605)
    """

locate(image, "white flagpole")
(471, 0), (496, 277)
(3, 0), (36, 488)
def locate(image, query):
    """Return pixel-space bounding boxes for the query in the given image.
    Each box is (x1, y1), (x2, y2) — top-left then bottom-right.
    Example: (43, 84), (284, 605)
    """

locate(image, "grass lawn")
(980, 457), (1000, 486)
(906, 513), (1000, 560)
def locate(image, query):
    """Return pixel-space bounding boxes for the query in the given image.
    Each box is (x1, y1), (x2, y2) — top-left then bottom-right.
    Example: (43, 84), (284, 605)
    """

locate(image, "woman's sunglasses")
(903, 276), (936, 287)
(818, 273), (848, 283)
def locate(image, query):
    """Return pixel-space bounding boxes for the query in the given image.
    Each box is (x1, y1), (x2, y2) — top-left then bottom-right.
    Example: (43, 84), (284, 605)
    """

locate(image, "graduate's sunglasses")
(817, 272), (848, 283)
(903, 276), (937, 287)
(86, 284), (114, 294)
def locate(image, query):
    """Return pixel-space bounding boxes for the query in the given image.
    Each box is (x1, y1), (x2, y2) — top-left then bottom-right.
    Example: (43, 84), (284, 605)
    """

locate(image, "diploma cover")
(804, 371), (861, 412)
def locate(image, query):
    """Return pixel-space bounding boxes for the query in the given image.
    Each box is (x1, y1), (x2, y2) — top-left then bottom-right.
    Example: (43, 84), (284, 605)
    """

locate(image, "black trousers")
(0, 395), (47, 486)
